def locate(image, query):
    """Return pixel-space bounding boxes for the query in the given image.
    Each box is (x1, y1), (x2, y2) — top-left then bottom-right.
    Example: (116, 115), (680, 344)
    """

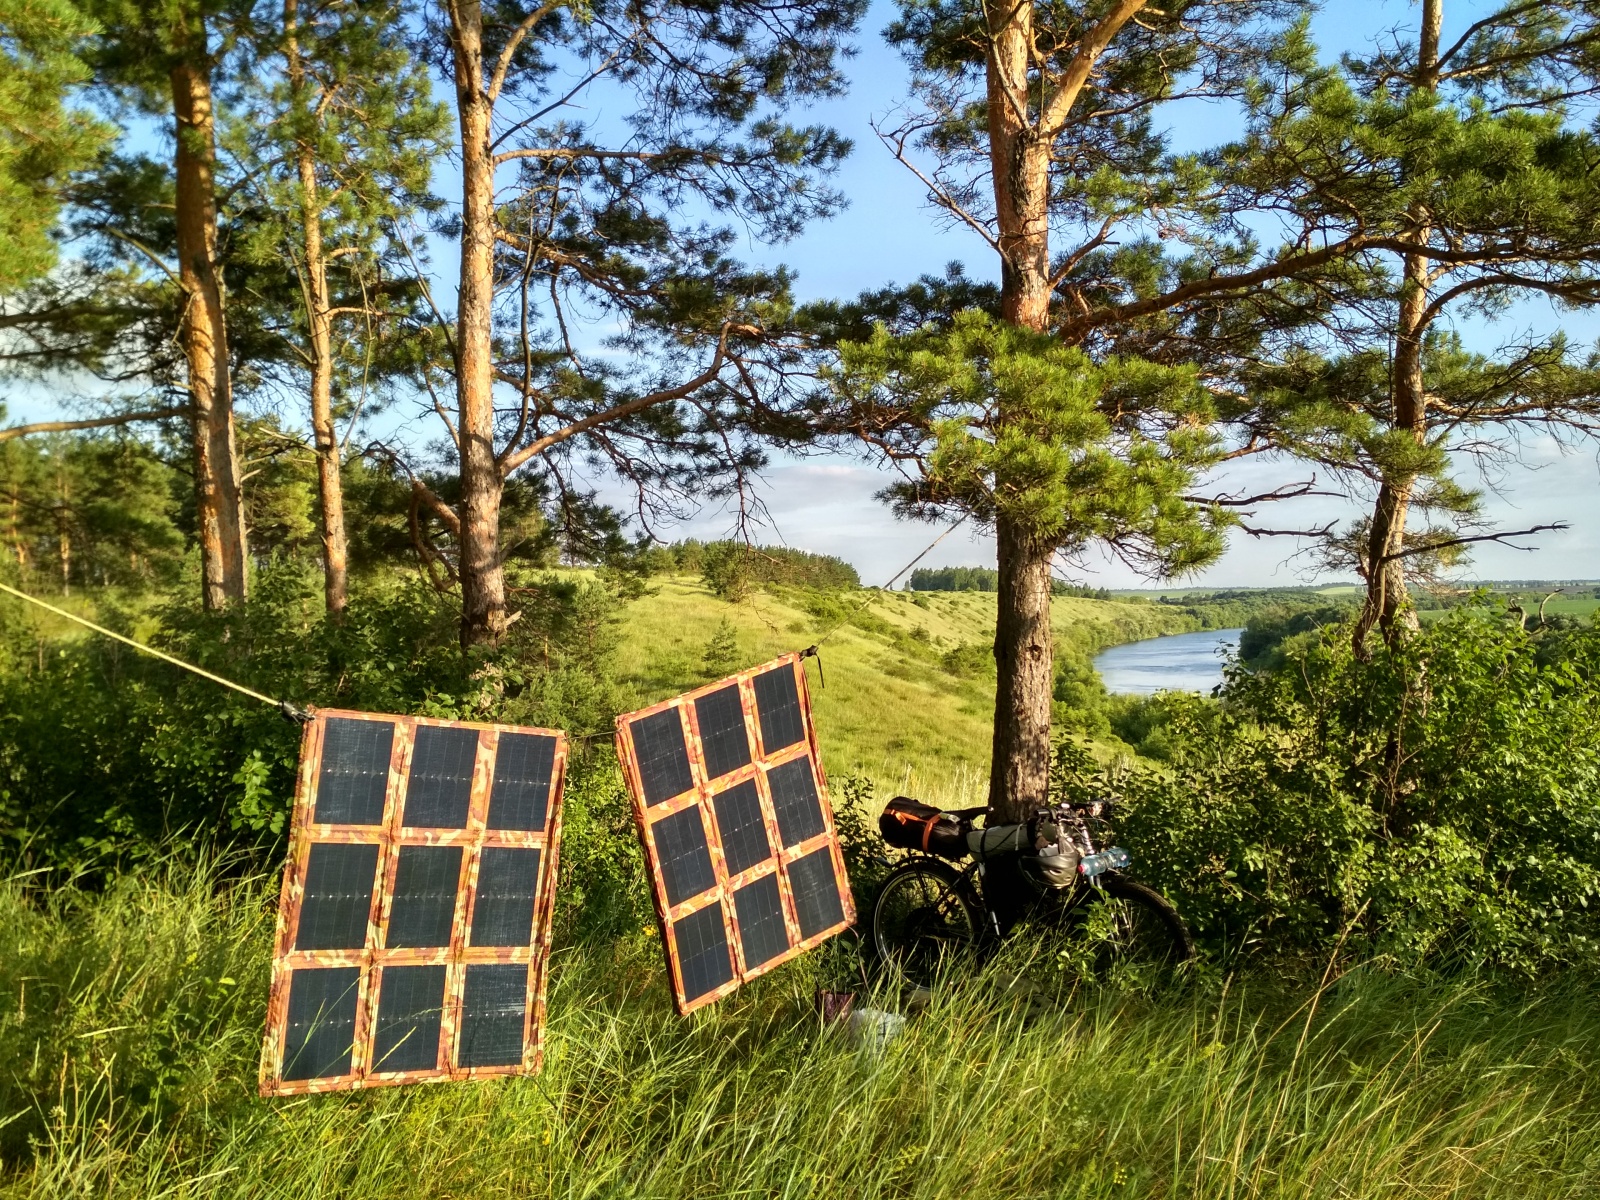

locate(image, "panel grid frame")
(615, 652), (855, 1014)
(260, 709), (566, 1096)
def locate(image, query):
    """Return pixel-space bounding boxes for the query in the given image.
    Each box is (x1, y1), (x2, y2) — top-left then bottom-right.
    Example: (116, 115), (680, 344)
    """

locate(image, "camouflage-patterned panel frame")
(615, 652), (856, 1015)
(259, 709), (567, 1096)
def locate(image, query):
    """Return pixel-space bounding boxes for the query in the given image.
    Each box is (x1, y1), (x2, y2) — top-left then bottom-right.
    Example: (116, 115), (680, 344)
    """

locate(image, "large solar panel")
(615, 652), (855, 1013)
(259, 710), (566, 1095)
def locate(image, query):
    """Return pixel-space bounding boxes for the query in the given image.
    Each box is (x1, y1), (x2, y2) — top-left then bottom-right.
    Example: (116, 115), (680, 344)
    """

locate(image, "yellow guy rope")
(0, 580), (307, 719)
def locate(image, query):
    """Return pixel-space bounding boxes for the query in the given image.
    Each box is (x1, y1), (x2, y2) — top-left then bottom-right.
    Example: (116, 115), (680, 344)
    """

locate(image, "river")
(1092, 627), (1245, 695)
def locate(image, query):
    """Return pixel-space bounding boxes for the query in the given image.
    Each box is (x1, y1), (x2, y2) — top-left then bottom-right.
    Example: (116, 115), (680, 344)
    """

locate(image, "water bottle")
(1077, 846), (1131, 879)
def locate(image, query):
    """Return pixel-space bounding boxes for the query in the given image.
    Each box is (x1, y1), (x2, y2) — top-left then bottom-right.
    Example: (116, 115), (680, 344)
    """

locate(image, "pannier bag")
(879, 797), (969, 859)
(965, 823), (1030, 859)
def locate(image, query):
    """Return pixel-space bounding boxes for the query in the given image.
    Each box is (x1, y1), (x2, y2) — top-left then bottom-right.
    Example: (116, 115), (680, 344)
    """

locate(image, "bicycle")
(870, 795), (1194, 990)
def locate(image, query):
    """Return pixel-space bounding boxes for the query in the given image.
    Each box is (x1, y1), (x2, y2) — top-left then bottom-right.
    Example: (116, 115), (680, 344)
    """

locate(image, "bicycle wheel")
(1055, 875), (1194, 985)
(871, 859), (981, 988)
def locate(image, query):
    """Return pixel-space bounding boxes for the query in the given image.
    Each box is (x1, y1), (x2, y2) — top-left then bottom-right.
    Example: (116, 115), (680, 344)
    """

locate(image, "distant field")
(1418, 594), (1600, 622)
(612, 578), (1195, 807)
(1105, 582), (1362, 599)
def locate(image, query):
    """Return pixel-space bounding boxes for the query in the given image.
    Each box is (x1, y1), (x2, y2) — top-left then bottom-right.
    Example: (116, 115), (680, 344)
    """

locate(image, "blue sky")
(16, 0), (1600, 587)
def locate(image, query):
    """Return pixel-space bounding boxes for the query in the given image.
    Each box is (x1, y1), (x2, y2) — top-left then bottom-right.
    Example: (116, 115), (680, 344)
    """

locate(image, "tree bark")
(987, 0), (1051, 332)
(989, 519), (1056, 820)
(286, 0), (349, 616)
(1354, 0), (1439, 658)
(447, 0), (508, 649)
(170, 48), (247, 610)
(54, 506), (70, 595)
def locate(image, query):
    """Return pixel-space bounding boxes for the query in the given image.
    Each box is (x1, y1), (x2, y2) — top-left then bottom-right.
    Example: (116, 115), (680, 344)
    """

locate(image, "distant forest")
(910, 567), (1111, 599)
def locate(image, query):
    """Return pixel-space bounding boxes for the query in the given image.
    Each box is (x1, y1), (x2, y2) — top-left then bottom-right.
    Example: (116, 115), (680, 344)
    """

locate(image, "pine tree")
(0, 0), (107, 292)
(701, 618), (742, 680)
(77, 0), (250, 610)
(410, 0), (864, 648)
(1233, 0), (1600, 656)
(817, 0), (1383, 819)
(227, 0), (448, 615)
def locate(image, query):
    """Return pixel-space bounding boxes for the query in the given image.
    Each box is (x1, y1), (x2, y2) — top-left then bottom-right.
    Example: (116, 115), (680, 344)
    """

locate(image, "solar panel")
(615, 651), (855, 1014)
(315, 718), (392, 825)
(260, 711), (566, 1095)
(372, 964), (446, 1073)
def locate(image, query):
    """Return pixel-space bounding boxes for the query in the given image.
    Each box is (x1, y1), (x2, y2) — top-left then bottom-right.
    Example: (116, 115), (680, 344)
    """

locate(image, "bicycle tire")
(1057, 875), (1194, 982)
(871, 858), (982, 988)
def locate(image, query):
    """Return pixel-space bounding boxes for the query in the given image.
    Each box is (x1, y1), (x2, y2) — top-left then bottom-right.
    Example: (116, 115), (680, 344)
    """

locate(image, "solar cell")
(630, 707), (695, 804)
(372, 965), (446, 1073)
(487, 733), (556, 830)
(694, 684), (751, 780)
(315, 718), (393, 825)
(458, 964), (528, 1068)
(281, 966), (361, 1081)
(752, 664), (805, 754)
(616, 652), (855, 1014)
(654, 804), (717, 906)
(403, 725), (479, 828)
(787, 847), (846, 939)
(673, 903), (735, 1002)
(295, 842), (379, 950)
(732, 873), (789, 969)
(385, 845), (463, 949)
(712, 779), (770, 876)
(470, 847), (541, 946)
(767, 756), (826, 848)
(261, 711), (566, 1095)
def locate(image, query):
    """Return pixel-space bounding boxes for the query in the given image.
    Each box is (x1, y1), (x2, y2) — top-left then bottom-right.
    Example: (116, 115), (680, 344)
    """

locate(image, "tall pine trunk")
(1355, 250), (1428, 655)
(984, 0), (1057, 821)
(286, 0), (349, 616)
(448, 0), (508, 649)
(989, 521), (1055, 817)
(170, 45), (247, 610)
(1355, 0), (1439, 657)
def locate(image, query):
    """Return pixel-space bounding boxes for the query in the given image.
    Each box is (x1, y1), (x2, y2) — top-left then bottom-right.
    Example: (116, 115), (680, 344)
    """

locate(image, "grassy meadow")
(6, 863), (1600, 1199)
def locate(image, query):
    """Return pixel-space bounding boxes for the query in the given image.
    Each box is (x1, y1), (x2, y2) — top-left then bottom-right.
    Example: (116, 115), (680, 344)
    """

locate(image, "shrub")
(1238, 602), (1358, 668)
(1075, 609), (1600, 972)
(941, 640), (994, 679)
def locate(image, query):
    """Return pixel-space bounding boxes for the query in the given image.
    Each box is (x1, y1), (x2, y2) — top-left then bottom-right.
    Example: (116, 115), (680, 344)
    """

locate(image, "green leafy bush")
(1074, 609), (1600, 972)
(1238, 602), (1359, 668)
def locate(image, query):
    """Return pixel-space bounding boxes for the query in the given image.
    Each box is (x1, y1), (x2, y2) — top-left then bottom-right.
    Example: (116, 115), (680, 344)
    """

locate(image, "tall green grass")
(3, 863), (1599, 1198)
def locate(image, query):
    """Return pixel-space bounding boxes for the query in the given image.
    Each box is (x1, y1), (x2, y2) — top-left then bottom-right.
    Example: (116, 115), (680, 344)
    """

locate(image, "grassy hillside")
(611, 578), (1196, 807)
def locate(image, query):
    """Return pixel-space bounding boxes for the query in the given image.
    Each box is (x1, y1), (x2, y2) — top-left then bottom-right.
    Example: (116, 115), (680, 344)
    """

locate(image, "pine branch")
(0, 406), (189, 444)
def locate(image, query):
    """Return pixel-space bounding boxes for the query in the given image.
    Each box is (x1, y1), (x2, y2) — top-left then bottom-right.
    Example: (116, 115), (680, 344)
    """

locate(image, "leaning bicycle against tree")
(870, 789), (1194, 989)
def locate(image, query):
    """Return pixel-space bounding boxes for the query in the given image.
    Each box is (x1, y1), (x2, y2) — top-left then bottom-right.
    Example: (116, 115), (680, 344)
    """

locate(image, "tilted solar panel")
(259, 711), (566, 1095)
(615, 652), (855, 1014)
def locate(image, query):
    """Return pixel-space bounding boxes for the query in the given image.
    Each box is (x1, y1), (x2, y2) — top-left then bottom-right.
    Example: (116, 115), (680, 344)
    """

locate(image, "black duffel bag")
(879, 796), (969, 859)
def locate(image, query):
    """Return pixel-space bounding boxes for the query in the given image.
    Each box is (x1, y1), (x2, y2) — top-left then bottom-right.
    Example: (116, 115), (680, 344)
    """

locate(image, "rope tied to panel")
(0, 581), (313, 723)
(795, 515), (969, 687)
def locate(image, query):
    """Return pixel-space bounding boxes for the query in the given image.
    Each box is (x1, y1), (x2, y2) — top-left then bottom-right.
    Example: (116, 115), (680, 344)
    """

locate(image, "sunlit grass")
(3, 864), (1599, 1198)
(610, 577), (1193, 798)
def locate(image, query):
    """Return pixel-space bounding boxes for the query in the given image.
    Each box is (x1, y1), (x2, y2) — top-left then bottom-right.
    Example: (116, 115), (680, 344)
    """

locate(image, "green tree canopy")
(0, 0), (106, 291)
